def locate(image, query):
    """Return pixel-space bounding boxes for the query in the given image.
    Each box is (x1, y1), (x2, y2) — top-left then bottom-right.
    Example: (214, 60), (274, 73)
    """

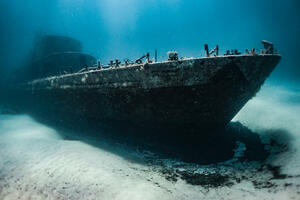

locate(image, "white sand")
(0, 84), (299, 200)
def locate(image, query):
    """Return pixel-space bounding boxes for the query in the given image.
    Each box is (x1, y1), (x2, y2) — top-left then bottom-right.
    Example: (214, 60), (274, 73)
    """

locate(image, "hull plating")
(19, 54), (281, 134)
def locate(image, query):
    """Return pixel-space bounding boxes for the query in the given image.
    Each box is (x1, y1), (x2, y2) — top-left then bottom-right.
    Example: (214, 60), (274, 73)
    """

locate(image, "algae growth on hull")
(0, 84), (299, 200)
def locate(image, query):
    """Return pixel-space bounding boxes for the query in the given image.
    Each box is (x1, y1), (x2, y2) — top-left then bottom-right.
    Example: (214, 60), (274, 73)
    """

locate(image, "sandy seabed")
(0, 84), (300, 200)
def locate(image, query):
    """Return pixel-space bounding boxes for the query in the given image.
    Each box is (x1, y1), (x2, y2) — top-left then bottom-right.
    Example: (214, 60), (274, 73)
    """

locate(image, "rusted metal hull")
(18, 54), (281, 135)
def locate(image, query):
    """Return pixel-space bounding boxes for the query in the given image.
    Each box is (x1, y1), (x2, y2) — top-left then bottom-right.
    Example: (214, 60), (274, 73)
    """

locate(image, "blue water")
(0, 0), (300, 82)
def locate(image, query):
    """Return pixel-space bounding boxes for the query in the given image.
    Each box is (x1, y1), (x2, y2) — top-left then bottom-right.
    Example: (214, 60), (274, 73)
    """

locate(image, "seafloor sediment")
(0, 84), (299, 200)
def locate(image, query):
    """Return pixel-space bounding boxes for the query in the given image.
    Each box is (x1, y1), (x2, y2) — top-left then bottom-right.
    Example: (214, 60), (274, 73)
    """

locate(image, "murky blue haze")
(0, 0), (300, 199)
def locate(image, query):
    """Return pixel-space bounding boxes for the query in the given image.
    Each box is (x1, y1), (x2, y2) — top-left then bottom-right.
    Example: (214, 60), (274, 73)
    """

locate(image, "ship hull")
(13, 54), (280, 136)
